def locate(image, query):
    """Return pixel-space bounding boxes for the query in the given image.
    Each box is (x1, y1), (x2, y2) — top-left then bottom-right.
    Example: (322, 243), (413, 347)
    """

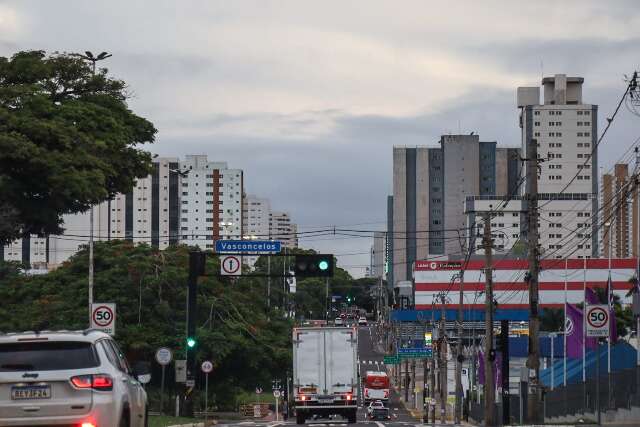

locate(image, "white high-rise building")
(269, 211), (298, 248)
(2, 157), (182, 269)
(465, 75), (598, 259)
(242, 195), (271, 265)
(179, 155), (244, 250)
(517, 74), (598, 259)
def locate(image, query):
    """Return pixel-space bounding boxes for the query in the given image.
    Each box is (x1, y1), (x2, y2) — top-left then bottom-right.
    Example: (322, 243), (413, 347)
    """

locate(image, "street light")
(75, 51), (112, 326)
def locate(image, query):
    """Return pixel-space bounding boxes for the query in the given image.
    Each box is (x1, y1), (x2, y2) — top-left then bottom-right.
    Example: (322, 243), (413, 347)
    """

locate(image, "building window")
(534, 111), (540, 116)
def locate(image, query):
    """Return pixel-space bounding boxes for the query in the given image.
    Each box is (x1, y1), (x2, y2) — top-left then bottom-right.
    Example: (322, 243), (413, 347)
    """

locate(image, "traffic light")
(186, 337), (196, 348)
(294, 254), (334, 277)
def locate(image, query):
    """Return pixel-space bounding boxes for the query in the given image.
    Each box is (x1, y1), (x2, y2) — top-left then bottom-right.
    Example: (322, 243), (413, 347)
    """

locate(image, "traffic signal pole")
(184, 250), (206, 417)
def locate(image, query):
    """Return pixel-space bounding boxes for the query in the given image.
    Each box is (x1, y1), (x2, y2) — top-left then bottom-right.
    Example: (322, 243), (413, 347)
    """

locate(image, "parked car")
(358, 316), (368, 326)
(0, 329), (148, 427)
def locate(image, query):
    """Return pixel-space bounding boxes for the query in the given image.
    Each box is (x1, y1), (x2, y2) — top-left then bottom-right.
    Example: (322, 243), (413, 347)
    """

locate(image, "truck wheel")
(296, 413), (305, 425)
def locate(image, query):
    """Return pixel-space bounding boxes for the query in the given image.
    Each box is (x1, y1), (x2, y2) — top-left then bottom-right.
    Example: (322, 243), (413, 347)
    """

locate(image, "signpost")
(398, 347), (433, 359)
(586, 305), (610, 337)
(384, 355), (400, 365)
(175, 360), (187, 383)
(220, 255), (242, 276)
(155, 348), (173, 415)
(255, 387), (263, 418)
(215, 240), (281, 253)
(586, 304), (610, 426)
(201, 361), (214, 422)
(90, 303), (116, 335)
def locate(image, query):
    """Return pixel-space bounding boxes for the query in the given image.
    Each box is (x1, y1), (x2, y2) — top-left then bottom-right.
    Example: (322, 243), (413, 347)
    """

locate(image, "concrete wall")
(442, 135), (480, 255)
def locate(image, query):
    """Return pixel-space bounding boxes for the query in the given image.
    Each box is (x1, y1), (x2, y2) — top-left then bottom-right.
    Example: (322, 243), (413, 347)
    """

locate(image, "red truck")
(363, 371), (389, 403)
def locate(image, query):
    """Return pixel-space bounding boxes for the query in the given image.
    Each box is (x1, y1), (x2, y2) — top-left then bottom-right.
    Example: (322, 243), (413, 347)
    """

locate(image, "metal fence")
(545, 366), (640, 421)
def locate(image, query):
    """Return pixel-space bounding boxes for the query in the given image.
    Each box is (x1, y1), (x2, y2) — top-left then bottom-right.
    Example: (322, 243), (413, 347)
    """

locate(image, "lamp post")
(75, 51), (112, 325)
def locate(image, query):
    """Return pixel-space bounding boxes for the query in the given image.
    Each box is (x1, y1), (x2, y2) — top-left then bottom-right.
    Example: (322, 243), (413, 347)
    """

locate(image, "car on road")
(366, 400), (390, 420)
(358, 316), (367, 326)
(334, 317), (344, 326)
(0, 329), (148, 427)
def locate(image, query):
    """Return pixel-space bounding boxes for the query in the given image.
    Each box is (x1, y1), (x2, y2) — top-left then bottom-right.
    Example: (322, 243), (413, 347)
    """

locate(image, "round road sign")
(92, 305), (114, 327)
(155, 347), (173, 366)
(587, 306), (609, 329)
(273, 390), (281, 398)
(201, 360), (214, 373)
(256, 387), (263, 394)
(221, 255), (241, 275)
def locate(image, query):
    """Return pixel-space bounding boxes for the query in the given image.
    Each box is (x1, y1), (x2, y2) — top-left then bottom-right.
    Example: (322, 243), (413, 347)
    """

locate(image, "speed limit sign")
(91, 303), (116, 336)
(586, 304), (610, 337)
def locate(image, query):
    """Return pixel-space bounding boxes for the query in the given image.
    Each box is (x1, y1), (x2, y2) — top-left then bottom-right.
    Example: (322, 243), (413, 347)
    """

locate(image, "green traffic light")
(319, 260), (329, 270)
(187, 337), (196, 348)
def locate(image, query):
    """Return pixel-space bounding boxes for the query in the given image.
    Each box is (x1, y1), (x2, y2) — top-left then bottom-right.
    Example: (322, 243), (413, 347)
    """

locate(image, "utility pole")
(526, 137), (541, 422)
(439, 293), (447, 424)
(430, 304), (436, 424)
(455, 271), (465, 424)
(483, 213), (496, 427)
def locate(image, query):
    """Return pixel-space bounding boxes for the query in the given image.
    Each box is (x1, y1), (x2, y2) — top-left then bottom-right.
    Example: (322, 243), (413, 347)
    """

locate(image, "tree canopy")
(0, 50), (156, 244)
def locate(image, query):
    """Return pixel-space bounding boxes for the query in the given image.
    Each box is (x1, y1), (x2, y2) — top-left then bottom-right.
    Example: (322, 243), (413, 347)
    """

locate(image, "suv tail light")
(383, 390), (389, 398)
(71, 374), (113, 391)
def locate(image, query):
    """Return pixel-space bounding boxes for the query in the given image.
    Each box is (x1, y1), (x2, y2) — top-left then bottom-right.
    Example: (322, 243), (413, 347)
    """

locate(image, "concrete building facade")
(369, 231), (385, 278)
(390, 137), (520, 285)
(518, 74), (598, 259)
(269, 211), (298, 249)
(179, 155), (244, 250)
(602, 163), (640, 258)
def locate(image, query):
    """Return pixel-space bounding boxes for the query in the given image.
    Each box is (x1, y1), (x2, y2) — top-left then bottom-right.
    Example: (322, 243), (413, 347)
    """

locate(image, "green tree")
(0, 241), (292, 410)
(0, 50), (156, 244)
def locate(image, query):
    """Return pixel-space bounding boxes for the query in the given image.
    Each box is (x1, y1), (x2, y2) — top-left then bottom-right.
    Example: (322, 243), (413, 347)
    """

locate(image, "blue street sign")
(215, 240), (281, 253)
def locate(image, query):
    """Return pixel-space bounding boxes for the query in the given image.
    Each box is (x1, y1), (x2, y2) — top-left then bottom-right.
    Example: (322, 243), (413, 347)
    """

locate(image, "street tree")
(0, 50), (156, 244)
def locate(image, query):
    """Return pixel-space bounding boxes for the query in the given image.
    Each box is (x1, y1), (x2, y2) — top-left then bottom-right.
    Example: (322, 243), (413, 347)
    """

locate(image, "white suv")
(0, 329), (148, 426)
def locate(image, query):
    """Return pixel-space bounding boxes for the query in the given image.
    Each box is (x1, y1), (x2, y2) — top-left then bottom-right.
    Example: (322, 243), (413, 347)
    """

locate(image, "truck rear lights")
(71, 374), (113, 391)
(346, 394), (352, 401)
(299, 395), (307, 401)
(383, 390), (389, 398)
(80, 423), (97, 427)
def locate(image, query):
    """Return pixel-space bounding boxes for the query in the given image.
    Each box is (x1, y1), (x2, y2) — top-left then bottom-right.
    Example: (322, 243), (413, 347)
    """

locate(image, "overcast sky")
(1, 1), (639, 276)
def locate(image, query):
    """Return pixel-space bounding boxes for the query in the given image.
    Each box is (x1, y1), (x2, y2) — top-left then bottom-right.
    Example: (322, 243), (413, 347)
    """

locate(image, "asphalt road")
(215, 326), (460, 427)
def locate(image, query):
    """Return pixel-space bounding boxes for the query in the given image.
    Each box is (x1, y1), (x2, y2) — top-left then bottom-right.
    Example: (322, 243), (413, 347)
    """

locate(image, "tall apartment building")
(466, 75), (599, 259)
(269, 211), (298, 248)
(390, 136), (520, 284)
(1, 157), (182, 269)
(242, 195), (271, 265)
(602, 163), (640, 258)
(518, 74), (598, 258)
(368, 231), (385, 278)
(178, 155), (244, 250)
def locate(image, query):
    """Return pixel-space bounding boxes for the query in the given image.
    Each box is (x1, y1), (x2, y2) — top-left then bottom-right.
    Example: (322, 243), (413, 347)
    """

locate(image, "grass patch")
(149, 415), (199, 427)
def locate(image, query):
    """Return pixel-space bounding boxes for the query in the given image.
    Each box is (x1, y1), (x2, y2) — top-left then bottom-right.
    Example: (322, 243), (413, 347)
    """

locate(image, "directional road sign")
(216, 240), (281, 253)
(220, 255), (242, 276)
(586, 304), (610, 337)
(91, 303), (116, 335)
(398, 347), (433, 359)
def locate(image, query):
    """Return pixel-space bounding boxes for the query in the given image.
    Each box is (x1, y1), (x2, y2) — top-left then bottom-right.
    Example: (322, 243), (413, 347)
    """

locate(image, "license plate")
(11, 385), (51, 400)
(318, 398), (333, 404)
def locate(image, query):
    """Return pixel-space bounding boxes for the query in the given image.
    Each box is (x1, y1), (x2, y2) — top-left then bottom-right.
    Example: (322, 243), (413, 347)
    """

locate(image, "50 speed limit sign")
(91, 303), (116, 336)
(586, 304), (610, 338)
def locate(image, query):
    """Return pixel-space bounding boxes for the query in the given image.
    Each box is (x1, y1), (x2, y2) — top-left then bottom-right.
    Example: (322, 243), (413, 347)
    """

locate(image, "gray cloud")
(1, 0), (638, 275)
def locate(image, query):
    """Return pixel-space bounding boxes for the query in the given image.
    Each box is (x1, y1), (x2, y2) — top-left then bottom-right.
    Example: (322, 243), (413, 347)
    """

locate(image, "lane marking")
(374, 422), (386, 427)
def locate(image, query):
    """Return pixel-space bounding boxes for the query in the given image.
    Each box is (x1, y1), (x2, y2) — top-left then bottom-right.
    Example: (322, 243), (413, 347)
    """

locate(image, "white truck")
(292, 327), (358, 424)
